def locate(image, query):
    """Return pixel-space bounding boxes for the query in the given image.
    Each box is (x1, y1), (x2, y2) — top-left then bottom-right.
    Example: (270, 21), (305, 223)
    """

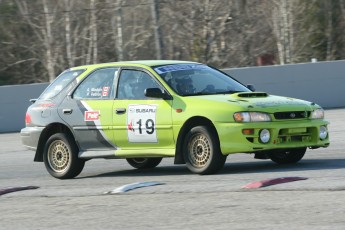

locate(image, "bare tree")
(115, 0), (124, 61)
(106, 0), (124, 61)
(86, 0), (98, 64)
(64, 0), (74, 67)
(150, 0), (164, 59)
(325, 1), (334, 60)
(15, 0), (59, 82)
(1, 0), (345, 86)
(271, 0), (294, 64)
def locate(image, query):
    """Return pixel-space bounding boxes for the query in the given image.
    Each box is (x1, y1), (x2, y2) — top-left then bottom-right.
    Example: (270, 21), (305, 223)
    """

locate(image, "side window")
(117, 70), (162, 99)
(73, 68), (118, 100)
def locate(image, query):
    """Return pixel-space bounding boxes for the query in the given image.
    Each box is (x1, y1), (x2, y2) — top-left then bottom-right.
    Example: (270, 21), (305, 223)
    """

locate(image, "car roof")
(71, 60), (200, 71)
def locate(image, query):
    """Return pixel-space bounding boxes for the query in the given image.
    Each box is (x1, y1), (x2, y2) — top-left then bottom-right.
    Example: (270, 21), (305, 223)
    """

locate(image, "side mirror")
(145, 88), (172, 100)
(247, 84), (255, 92)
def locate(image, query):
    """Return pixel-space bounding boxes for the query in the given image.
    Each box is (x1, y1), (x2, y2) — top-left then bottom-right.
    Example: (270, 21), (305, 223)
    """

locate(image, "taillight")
(39, 103), (55, 108)
(25, 112), (32, 125)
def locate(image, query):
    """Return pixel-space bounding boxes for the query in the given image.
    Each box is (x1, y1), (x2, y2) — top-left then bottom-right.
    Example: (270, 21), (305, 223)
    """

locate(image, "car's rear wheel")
(268, 147), (307, 164)
(126, 157), (163, 169)
(43, 133), (85, 179)
(183, 126), (226, 174)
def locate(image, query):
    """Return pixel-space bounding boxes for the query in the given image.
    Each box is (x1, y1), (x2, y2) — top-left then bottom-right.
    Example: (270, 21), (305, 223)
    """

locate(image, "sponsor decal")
(135, 108), (156, 113)
(102, 86), (110, 97)
(255, 100), (307, 108)
(154, 64), (208, 74)
(85, 111), (100, 121)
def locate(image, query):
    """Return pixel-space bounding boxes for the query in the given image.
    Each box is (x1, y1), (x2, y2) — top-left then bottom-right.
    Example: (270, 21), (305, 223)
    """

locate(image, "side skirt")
(79, 148), (175, 159)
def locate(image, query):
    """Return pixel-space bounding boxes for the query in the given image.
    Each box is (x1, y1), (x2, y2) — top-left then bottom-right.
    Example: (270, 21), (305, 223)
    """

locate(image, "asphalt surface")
(1, 109), (344, 230)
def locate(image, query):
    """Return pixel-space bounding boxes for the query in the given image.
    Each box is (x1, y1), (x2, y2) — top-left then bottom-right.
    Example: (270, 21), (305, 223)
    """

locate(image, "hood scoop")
(237, 92), (269, 98)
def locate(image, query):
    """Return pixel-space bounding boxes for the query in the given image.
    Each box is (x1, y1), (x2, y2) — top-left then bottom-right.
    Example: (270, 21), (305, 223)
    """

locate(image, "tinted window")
(73, 68), (118, 99)
(117, 70), (162, 99)
(39, 69), (84, 100)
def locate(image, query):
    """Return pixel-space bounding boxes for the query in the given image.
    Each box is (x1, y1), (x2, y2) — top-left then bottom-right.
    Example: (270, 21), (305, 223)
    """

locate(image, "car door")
(113, 68), (174, 150)
(58, 67), (119, 152)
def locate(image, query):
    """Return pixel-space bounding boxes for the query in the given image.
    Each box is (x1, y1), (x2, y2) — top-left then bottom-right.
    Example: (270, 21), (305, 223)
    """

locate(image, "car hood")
(191, 92), (317, 112)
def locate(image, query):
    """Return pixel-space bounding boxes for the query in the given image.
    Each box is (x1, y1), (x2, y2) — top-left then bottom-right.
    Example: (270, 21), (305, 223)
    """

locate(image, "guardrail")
(0, 83), (49, 133)
(223, 60), (345, 109)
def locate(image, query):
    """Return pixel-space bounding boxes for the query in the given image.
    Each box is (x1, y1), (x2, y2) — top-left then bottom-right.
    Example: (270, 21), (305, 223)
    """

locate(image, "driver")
(176, 76), (195, 95)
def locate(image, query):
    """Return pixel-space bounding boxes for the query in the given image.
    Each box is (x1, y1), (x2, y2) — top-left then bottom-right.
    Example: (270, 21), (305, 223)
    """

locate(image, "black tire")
(268, 147), (307, 164)
(183, 126), (226, 174)
(43, 133), (85, 179)
(126, 157), (163, 169)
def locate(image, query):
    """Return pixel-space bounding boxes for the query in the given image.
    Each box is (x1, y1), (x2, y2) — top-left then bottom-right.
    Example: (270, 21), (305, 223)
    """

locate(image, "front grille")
(274, 111), (310, 120)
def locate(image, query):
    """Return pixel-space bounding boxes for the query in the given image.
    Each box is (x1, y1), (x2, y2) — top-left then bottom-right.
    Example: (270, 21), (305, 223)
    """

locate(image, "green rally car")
(21, 60), (330, 179)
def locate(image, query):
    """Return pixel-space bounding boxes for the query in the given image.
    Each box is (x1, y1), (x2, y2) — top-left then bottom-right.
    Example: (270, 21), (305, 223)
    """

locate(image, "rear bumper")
(20, 127), (45, 150)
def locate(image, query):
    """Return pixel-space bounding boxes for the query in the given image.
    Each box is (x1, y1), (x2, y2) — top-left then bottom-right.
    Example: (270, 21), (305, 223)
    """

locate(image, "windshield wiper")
(181, 90), (246, 96)
(182, 91), (214, 96)
(215, 90), (244, 94)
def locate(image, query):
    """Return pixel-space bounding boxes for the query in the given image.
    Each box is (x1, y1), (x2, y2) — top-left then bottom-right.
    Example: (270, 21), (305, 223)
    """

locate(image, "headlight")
(233, 112), (271, 122)
(311, 109), (324, 119)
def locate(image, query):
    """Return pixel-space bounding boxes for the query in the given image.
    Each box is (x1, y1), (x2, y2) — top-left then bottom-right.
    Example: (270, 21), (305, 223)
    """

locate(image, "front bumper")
(20, 127), (45, 150)
(216, 119), (330, 155)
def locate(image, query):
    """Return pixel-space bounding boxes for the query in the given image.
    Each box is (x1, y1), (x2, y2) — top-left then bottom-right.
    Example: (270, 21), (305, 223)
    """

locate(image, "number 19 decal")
(127, 104), (158, 143)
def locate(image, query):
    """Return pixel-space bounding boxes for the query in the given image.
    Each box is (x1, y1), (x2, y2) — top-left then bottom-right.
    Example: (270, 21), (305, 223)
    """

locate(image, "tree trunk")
(203, 0), (212, 63)
(325, 1), (333, 61)
(64, 0), (74, 67)
(42, 0), (55, 82)
(151, 0), (164, 59)
(272, 0), (294, 65)
(115, 0), (124, 61)
(90, 0), (98, 63)
(282, 0), (291, 64)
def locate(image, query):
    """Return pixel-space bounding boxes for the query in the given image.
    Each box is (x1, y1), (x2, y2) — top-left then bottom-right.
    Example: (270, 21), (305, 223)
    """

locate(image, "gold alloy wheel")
(131, 158), (148, 164)
(188, 133), (211, 168)
(47, 140), (70, 173)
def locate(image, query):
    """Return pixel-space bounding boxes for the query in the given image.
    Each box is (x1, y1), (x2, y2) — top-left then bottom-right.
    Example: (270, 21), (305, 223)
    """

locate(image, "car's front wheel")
(183, 126), (226, 174)
(126, 157), (163, 169)
(268, 147), (307, 164)
(43, 133), (85, 179)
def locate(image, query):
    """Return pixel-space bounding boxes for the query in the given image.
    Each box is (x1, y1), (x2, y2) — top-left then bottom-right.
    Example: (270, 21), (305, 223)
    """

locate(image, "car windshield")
(39, 69), (85, 100)
(154, 64), (250, 96)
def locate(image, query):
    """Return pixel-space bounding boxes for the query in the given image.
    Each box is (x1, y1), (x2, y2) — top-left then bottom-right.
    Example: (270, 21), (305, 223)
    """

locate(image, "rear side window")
(73, 68), (118, 100)
(40, 69), (85, 100)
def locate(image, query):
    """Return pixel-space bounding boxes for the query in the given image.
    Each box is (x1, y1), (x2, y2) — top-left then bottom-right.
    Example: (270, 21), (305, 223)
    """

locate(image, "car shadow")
(79, 158), (345, 179)
(220, 158), (345, 175)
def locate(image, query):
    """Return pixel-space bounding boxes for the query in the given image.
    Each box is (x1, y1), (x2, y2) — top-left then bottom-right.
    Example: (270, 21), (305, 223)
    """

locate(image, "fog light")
(259, 129), (270, 143)
(319, 126), (328, 140)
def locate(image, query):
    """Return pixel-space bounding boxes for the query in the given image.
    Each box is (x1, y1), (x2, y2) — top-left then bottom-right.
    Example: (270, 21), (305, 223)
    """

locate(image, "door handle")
(63, 109), (73, 114)
(115, 108), (126, 114)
